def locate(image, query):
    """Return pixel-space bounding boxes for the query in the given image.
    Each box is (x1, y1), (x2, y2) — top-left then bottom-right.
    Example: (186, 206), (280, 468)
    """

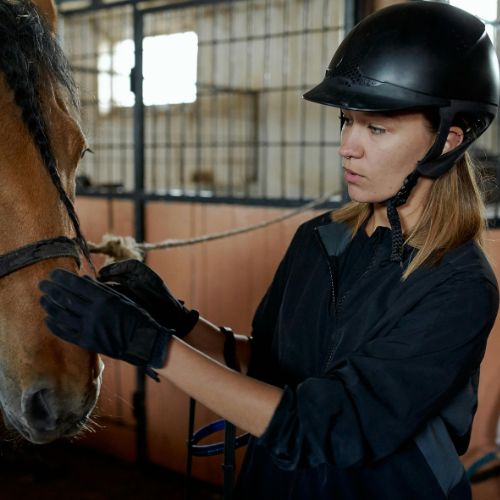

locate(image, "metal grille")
(58, 0), (500, 218)
(60, 5), (135, 192)
(478, 15), (500, 222)
(59, 0), (345, 205)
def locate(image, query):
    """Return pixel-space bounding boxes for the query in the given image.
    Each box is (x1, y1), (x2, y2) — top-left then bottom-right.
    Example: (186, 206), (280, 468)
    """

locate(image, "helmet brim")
(303, 78), (450, 112)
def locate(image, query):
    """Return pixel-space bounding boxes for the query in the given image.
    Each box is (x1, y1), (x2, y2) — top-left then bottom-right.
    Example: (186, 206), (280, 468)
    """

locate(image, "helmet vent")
(332, 51), (378, 88)
(332, 61), (378, 88)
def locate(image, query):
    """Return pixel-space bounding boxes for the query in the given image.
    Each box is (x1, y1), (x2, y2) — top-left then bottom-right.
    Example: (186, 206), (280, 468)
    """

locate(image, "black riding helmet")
(304, 1), (500, 262)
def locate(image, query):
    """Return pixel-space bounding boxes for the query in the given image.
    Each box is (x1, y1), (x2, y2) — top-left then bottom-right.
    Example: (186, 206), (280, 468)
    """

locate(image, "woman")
(40, 2), (500, 499)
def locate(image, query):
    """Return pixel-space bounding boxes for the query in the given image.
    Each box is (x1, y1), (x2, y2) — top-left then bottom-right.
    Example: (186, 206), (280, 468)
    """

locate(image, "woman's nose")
(339, 128), (363, 159)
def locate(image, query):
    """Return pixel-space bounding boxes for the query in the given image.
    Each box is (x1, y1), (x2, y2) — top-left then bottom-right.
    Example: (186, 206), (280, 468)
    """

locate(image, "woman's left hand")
(39, 269), (174, 380)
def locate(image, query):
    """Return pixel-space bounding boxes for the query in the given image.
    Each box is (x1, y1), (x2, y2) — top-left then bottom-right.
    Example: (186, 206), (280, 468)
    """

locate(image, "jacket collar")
(315, 221), (352, 258)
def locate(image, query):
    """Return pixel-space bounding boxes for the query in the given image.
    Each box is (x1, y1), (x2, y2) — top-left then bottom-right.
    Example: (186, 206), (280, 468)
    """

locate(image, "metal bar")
(74, 80), (337, 97)
(149, 108), (158, 191)
(185, 398), (197, 500)
(244, 0), (252, 196)
(133, 6), (145, 236)
(261, 0), (271, 199)
(85, 140), (340, 148)
(279, 0), (290, 199)
(77, 190), (342, 209)
(319, 0), (330, 197)
(165, 17), (174, 195)
(179, 105), (187, 191)
(196, 26), (342, 46)
(222, 422), (236, 500)
(227, 0), (235, 197)
(341, 0), (355, 203)
(132, 4), (148, 467)
(58, 0), (136, 16)
(211, 3), (219, 196)
(195, 10), (202, 197)
(141, 0), (246, 16)
(299, 0), (311, 200)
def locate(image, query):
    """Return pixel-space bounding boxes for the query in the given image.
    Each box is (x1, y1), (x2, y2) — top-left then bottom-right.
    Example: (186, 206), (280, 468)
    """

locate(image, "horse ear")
(33, 0), (58, 33)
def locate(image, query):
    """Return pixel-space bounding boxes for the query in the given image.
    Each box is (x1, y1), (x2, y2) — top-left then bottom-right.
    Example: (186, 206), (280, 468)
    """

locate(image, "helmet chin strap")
(385, 108), (471, 264)
(386, 171), (420, 263)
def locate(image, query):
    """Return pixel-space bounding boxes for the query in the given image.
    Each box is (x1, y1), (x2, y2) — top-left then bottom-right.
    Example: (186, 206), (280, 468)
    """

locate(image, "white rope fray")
(88, 192), (334, 262)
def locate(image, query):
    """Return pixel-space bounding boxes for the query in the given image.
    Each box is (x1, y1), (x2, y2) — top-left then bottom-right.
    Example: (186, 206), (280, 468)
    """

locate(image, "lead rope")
(88, 192), (335, 262)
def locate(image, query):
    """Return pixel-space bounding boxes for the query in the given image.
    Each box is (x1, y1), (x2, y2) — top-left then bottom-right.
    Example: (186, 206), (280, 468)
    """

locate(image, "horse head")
(0, 0), (101, 443)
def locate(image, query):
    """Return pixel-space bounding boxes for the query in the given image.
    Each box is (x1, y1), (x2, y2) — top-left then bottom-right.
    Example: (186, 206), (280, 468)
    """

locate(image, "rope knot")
(88, 234), (144, 263)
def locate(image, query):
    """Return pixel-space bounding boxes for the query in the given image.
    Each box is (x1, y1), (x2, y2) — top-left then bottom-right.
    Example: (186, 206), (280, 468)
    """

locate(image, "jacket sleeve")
(257, 273), (499, 470)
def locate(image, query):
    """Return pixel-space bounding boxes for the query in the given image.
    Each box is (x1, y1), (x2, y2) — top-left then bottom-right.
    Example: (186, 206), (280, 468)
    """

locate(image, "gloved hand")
(39, 268), (174, 380)
(98, 259), (199, 337)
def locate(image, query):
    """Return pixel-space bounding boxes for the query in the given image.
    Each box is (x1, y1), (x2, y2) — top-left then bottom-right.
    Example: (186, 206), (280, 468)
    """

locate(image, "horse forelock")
(0, 0), (79, 113)
(0, 0), (92, 268)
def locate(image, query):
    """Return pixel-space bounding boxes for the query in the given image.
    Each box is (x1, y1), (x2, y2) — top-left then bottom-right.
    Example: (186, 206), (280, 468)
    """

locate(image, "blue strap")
(190, 419), (249, 457)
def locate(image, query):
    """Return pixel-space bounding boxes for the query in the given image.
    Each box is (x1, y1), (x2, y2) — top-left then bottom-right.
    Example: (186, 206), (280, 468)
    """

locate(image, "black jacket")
(236, 213), (499, 499)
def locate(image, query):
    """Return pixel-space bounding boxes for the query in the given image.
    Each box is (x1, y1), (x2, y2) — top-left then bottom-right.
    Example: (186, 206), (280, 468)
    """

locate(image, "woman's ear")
(442, 126), (464, 155)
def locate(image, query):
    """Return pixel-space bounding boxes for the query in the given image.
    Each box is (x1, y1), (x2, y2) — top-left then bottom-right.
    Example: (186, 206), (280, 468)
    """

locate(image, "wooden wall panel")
(74, 198), (138, 462)
(74, 198), (316, 484)
(143, 202), (314, 481)
(74, 198), (500, 497)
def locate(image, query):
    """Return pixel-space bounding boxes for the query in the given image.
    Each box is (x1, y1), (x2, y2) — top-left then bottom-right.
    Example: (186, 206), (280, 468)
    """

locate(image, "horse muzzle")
(1, 370), (102, 444)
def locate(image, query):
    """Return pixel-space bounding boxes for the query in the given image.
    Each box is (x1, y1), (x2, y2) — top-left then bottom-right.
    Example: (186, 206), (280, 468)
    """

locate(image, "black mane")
(0, 0), (91, 265)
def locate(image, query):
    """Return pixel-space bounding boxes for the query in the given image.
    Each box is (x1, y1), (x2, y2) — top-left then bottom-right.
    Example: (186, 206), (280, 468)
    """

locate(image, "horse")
(0, 0), (101, 443)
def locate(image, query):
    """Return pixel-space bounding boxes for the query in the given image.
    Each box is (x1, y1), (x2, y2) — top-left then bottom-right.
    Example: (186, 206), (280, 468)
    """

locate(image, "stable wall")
(75, 197), (316, 484)
(75, 197), (500, 497)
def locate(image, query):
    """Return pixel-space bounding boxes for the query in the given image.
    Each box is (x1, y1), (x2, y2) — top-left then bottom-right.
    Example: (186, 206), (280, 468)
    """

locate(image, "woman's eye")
(368, 125), (385, 135)
(339, 115), (353, 127)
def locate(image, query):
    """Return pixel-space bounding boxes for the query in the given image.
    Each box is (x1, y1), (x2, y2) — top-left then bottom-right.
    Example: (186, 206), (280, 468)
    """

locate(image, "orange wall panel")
(74, 198), (316, 484)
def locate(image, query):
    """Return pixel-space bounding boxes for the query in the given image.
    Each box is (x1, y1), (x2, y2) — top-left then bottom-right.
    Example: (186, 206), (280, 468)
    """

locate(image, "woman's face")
(339, 110), (436, 203)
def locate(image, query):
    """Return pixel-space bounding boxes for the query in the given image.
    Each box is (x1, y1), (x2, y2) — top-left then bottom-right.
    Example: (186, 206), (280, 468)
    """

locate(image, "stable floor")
(1, 438), (500, 499)
(0, 440), (222, 500)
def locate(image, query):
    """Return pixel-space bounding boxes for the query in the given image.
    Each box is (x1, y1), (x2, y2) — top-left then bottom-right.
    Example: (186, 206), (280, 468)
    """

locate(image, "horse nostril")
(22, 388), (57, 432)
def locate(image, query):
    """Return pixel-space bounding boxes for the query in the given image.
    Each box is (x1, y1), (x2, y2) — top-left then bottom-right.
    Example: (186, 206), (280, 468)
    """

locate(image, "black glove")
(98, 259), (199, 337)
(39, 268), (174, 380)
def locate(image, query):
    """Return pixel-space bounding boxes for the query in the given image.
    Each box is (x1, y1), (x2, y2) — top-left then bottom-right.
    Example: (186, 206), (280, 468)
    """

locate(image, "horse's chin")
(1, 406), (94, 444)
(0, 361), (103, 444)
(0, 398), (97, 444)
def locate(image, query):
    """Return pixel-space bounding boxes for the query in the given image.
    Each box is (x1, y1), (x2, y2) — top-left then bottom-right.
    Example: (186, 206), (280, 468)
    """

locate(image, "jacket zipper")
(315, 226), (381, 372)
(314, 228), (339, 370)
(326, 256), (336, 311)
(314, 227), (336, 312)
(323, 255), (341, 370)
(336, 246), (380, 314)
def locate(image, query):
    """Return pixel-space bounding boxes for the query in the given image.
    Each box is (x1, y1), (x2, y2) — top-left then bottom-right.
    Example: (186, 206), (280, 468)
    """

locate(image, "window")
(449, 0), (497, 38)
(98, 31), (198, 114)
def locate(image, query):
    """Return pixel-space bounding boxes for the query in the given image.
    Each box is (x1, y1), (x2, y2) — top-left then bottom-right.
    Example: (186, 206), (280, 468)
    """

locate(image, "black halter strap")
(0, 236), (80, 279)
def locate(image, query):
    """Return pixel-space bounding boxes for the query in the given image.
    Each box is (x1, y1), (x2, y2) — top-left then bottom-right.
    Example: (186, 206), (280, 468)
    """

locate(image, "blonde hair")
(332, 152), (488, 279)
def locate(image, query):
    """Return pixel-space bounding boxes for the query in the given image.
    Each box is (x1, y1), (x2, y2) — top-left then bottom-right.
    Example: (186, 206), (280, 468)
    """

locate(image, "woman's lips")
(344, 168), (363, 183)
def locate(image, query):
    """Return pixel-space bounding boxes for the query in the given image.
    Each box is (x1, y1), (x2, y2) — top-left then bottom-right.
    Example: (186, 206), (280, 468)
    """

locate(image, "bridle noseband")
(0, 236), (81, 279)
